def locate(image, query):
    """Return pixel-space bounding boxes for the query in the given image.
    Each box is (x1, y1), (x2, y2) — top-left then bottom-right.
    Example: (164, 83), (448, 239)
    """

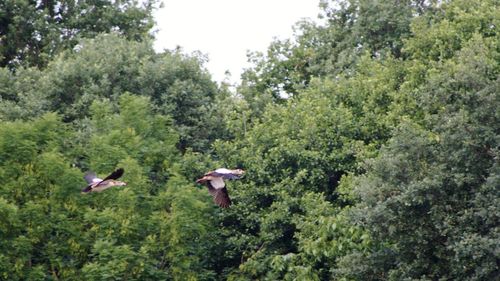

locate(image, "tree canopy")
(0, 0), (157, 69)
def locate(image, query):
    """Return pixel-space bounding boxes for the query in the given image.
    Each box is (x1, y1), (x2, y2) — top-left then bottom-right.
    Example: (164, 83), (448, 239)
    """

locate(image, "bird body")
(196, 168), (245, 208)
(81, 168), (126, 193)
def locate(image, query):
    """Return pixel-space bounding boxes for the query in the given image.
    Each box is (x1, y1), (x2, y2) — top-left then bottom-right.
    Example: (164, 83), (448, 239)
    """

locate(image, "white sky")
(153, 0), (321, 85)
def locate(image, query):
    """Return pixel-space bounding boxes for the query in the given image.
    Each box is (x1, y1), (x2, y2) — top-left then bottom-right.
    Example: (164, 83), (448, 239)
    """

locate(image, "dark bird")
(196, 168), (245, 208)
(81, 168), (127, 193)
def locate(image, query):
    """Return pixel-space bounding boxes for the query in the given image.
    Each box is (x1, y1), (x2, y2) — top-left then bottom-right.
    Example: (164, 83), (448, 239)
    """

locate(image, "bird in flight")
(196, 168), (245, 208)
(81, 168), (127, 193)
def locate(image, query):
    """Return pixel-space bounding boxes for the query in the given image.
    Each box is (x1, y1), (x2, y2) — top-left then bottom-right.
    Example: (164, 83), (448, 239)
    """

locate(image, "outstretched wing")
(208, 168), (243, 180)
(102, 168), (124, 181)
(83, 171), (100, 184)
(212, 168), (233, 174)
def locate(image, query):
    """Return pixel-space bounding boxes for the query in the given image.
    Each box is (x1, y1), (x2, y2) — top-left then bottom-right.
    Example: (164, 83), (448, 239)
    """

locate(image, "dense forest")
(0, 0), (498, 280)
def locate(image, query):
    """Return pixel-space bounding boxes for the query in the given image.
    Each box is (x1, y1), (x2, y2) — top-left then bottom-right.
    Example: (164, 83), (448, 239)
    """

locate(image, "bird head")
(233, 169), (245, 176)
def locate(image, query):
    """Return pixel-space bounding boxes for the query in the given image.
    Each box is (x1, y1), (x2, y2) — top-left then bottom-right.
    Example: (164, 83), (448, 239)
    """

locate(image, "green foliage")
(0, 0), (158, 69)
(137, 49), (223, 151)
(0, 33), (224, 151)
(270, 194), (371, 281)
(158, 175), (218, 280)
(239, 0), (433, 103)
(219, 55), (402, 198)
(0, 114), (84, 280)
(0, 96), (219, 280)
(337, 14), (500, 281)
(404, 0), (499, 62)
(1, 0), (498, 280)
(213, 53), (403, 279)
(80, 93), (180, 195)
(210, 0), (499, 279)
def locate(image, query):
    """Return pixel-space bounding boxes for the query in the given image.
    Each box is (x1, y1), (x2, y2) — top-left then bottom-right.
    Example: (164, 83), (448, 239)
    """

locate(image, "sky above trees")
(153, 0), (321, 84)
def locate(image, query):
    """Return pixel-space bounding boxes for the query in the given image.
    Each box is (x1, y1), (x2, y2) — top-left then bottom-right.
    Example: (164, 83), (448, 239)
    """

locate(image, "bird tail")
(196, 176), (208, 184)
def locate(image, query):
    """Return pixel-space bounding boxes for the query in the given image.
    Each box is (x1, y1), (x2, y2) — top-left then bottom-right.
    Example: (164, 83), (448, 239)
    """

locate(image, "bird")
(196, 168), (245, 208)
(81, 168), (127, 193)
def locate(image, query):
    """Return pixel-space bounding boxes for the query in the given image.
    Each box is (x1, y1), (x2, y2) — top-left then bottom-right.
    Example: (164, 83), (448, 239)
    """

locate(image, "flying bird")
(196, 168), (245, 208)
(81, 168), (127, 193)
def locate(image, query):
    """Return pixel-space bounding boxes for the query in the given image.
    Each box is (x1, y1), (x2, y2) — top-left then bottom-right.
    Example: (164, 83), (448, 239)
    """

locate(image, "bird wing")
(213, 168), (232, 174)
(102, 168), (124, 181)
(82, 168), (123, 193)
(203, 181), (231, 208)
(83, 172), (101, 184)
(209, 169), (242, 180)
(213, 187), (231, 208)
(205, 181), (217, 196)
(209, 177), (226, 189)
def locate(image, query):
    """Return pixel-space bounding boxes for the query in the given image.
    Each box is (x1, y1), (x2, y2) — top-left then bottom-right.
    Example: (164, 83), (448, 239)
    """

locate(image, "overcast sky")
(153, 0), (321, 85)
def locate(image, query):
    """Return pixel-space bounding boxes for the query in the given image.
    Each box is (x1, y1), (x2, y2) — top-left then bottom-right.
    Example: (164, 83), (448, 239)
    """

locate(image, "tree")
(338, 16), (499, 281)
(212, 1), (498, 279)
(0, 0), (158, 69)
(211, 54), (404, 279)
(0, 33), (225, 152)
(239, 0), (433, 104)
(0, 113), (85, 280)
(0, 95), (223, 280)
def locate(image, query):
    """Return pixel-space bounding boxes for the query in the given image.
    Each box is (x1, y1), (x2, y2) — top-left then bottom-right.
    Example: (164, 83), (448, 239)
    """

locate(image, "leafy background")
(0, 0), (498, 280)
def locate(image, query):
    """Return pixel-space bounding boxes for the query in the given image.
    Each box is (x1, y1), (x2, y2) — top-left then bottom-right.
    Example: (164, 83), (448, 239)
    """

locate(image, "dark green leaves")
(0, 0), (158, 69)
